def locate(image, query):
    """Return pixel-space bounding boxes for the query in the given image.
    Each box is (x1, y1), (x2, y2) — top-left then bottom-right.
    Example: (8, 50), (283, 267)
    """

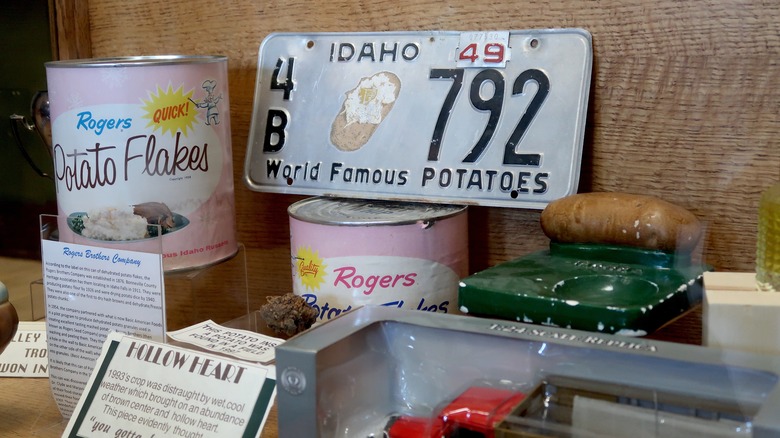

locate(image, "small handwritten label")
(168, 320), (283, 364)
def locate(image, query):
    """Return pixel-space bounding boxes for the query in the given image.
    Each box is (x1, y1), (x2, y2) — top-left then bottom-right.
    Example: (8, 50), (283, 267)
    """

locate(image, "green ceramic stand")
(458, 243), (712, 335)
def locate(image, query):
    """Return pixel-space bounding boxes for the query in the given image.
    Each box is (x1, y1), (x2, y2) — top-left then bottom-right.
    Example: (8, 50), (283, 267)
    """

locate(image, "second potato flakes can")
(288, 197), (468, 321)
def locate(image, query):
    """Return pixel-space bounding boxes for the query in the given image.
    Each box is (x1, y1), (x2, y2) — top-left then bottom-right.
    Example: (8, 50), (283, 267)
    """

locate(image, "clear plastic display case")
(275, 306), (780, 437)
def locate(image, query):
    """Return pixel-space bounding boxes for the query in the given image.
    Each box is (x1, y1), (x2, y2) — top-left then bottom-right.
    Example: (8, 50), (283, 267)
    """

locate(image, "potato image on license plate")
(330, 71), (400, 151)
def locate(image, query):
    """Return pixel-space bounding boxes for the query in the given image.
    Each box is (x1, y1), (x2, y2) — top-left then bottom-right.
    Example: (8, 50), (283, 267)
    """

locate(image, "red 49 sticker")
(456, 31), (511, 68)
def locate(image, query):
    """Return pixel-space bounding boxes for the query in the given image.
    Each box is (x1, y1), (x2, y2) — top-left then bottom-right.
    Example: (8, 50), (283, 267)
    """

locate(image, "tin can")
(45, 56), (237, 271)
(288, 197), (468, 321)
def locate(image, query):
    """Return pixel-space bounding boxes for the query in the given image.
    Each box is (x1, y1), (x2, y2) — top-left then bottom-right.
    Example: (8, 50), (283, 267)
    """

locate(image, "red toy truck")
(385, 386), (527, 438)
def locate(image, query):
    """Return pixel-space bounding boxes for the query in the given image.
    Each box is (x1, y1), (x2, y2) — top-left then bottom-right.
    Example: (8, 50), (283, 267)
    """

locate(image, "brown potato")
(540, 192), (703, 253)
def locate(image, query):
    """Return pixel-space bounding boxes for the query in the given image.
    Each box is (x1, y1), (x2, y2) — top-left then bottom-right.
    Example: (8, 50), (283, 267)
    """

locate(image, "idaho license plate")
(244, 29), (592, 208)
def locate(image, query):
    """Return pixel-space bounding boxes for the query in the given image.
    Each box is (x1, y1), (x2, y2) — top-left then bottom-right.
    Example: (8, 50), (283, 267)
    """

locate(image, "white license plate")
(244, 29), (592, 209)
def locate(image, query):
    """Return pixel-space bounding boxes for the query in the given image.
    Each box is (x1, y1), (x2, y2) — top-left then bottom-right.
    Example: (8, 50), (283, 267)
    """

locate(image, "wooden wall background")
(52, 0), (779, 320)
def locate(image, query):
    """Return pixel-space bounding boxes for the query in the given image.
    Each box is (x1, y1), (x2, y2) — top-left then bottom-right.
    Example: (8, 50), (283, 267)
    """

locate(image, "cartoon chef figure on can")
(192, 79), (223, 125)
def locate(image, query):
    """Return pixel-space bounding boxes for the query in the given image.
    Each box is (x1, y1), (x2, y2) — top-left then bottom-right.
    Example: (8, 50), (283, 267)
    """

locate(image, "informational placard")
(63, 333), (276, 438)
(41, 215), (165, 418)
(244, 29), (592, 208)
(168, 320), (283, 364)
(0, 321), (48, 377)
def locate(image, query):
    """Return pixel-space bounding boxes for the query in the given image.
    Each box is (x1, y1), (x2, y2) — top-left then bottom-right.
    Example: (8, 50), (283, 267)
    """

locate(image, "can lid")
(288, 197), (467, 226)
(45, 55), (227, 68)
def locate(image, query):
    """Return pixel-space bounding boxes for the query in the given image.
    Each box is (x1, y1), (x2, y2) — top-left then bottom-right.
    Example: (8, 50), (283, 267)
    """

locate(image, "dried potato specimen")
(259, 293), (318, 337)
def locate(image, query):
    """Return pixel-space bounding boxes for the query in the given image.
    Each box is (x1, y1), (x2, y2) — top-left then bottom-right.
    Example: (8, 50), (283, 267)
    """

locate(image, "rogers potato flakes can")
(45, 56), (237, 271)
(288, 197), (468, 321)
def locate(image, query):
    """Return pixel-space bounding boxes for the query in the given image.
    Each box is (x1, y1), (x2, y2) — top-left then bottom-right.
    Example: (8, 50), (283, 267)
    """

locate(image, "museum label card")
(168, 320), (283, 364)
(0, 321), (48, 377)
(63, 332), (276, 438)
(41, 238), (165, 417)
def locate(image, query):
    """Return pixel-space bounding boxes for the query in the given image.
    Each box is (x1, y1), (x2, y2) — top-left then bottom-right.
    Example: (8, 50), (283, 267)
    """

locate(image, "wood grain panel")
(51, 0), (91, 59)
(58, 0), (780, 323)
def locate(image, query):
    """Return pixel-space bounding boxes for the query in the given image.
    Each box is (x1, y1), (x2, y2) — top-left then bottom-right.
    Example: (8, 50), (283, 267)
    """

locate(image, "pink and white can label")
(288, 197), (468, 321)
(45, 56), (237, 271)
